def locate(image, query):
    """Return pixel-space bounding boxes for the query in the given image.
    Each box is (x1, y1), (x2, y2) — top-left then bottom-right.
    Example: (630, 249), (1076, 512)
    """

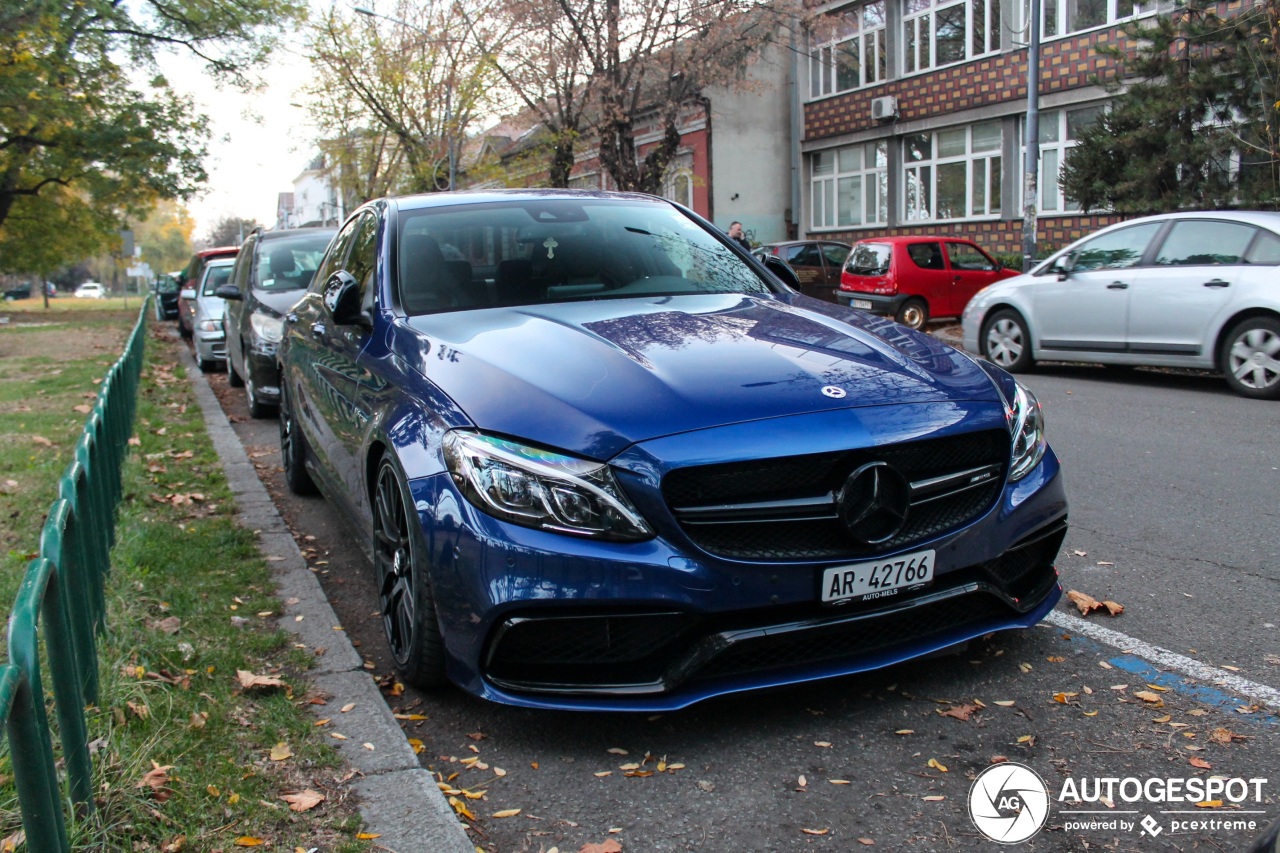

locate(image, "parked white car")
(74, 282), (105, 299)
(962, 211), (1280, 399)
(191, 258), (235, 372)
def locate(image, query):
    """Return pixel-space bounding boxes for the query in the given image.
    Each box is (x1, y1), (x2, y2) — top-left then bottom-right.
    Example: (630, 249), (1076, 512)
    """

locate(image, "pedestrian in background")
(727, 221), (751, 252)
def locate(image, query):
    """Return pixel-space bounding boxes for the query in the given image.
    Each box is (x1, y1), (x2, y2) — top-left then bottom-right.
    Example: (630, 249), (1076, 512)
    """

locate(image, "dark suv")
(218, 227), (337, 417)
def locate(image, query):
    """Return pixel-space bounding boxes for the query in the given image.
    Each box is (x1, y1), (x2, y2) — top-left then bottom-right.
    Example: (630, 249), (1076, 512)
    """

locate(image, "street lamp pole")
(1021, 0), (1042, 272)
(352, 5), (456, 191)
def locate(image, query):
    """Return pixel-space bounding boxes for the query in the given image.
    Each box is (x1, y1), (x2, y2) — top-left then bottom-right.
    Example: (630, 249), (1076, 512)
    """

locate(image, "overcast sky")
(158, 35), (318, 240)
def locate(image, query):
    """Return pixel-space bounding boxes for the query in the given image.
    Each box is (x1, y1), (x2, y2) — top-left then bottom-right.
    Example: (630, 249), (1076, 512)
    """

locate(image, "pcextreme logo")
(968, 762), (1051, 844)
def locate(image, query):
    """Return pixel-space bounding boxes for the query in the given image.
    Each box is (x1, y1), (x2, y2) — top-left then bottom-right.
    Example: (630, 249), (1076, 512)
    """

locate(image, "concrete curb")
(178, 343), (474, 853)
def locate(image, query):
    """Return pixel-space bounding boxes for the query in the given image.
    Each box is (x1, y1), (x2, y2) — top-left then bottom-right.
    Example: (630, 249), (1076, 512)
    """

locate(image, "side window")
(947, 242), (996, 271)
(782, 245), (809, 265)
(906, 242), (945, 270)
(790, 244), (822, 266)
(1154, 221), (1256, 266)
(311, 217), (361, 293)
(1245, 230), (1280, 265)
(232, 237), (256, 290)
(345, 213), (379, 301)
(821, 243), (850, 267)
(1071, 223), (1162, 272)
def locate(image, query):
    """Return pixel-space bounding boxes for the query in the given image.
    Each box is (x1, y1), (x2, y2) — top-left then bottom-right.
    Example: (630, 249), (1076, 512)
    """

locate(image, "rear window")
(845, 243), (891, 276)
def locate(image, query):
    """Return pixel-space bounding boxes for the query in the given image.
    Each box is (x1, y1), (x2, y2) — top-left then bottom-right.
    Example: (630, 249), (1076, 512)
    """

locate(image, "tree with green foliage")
(0, 0), (305, 274)
(1061, 0), (1280, 214)
(204, 215), (260, 250)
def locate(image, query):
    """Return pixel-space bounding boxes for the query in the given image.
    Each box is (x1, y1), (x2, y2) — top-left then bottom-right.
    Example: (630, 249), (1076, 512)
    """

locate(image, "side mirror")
(1052, 253), (1076, 280)
(215, 284), (243, 301)
(761, 255), (801, 291)
(179, 288), (196, 301)
(323, 271), (367, 327)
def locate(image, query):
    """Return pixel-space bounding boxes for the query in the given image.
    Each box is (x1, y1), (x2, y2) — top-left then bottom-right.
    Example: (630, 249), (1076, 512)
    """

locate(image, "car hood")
(396, 294), (1001, 460)
(252, 287), (309, 317)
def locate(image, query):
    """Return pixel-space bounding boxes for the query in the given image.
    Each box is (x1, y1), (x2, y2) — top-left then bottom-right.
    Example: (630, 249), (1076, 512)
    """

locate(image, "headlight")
(1007, 382), (1046, 481)
(442, 431), (653, 541)
(197, 320), (222, 332)
(250, 312), (283, 343)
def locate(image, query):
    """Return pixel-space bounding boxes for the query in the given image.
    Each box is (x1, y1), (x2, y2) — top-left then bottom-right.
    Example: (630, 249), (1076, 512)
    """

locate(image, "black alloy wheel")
(279, 382), (316, 495)
(372, 457), (446, 687)
(245, 368), (274, 419)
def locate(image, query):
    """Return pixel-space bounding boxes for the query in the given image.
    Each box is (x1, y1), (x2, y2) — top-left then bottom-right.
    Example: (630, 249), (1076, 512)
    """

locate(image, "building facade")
(800, 0), (1164, 255)
(276, 156), (345, 230)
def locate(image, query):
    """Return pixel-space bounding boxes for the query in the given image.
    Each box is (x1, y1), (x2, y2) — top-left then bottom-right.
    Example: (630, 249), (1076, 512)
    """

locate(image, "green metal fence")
(0, 301), (149, 850)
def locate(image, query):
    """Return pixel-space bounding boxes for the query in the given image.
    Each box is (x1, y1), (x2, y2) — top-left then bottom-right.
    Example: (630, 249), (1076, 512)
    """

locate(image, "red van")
(835, 236), (1017, 329)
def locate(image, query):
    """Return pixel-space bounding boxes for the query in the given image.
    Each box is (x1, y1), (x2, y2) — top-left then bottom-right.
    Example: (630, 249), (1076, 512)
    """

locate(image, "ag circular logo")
(968, 762), (1051, 844)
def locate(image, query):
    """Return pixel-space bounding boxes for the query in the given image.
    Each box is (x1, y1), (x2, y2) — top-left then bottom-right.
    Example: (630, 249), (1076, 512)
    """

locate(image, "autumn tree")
(1061, 0), (1280, 213)
(305, 2), (505, 196)
(541, 0), (797, 194)
(0, 0), (305, 270)
(131, 201), (197, 274)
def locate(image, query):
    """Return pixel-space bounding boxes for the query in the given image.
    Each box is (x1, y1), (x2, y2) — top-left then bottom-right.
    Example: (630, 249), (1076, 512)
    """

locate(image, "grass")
(0, 308), (371, 851)
(2, 295), (153, 314)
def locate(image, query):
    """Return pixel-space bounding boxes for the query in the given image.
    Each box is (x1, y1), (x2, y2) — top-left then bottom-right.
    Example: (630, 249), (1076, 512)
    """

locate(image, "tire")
(246, 374), (275, 419)
(279, 382), (317, 495)
(981, 309), (1034, 373)
(227, 356), (244, 388)
(895, 298), (930, 330)
(1220, 316), (1280, 400)
(372, 456), (446, 688)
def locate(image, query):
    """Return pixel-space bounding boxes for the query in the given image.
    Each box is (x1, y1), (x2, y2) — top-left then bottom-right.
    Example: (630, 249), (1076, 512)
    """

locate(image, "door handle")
(952, 275), (962, 282)
(1203, 279), (1230, 288)
(310, 322), (326, 339)
(1106, 282), (1129, 290)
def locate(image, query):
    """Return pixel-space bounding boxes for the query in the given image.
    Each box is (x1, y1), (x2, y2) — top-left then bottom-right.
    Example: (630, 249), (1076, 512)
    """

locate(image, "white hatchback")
(962, 211), (1280, 399)
(74, 282), (105, 299)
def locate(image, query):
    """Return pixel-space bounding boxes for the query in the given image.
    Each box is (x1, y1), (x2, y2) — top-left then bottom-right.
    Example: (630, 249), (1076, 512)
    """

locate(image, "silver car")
(191, 258), (236, 372)
(962, 211), (1280, 399)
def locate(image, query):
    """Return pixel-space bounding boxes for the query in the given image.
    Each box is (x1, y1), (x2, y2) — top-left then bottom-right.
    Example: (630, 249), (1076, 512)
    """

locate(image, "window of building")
(809, 1), (887, 98)
(1041, 0), (1164, 38)
(811, 141), (889, 229)
(901, 0), (1000, 74)
(661, 156), (694, 208)
(1020, 104), (1104, 213)
(903, 121), (1002, 221)
(567, 172), (601, 190)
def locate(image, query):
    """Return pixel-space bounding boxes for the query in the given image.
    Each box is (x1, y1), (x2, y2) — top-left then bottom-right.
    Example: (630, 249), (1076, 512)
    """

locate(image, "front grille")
(694, 594), (1009, 682)
(663, 430), (1009, 561)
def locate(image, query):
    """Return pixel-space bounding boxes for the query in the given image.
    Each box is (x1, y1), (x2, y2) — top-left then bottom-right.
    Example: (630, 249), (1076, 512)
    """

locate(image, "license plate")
(851, 299), (873, 310)
(821, 549), (935, 604)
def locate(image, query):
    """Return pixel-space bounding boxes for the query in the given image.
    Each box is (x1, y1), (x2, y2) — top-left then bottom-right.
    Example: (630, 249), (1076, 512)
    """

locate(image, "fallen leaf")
(1189, 757), (1212, 770)
(607, 747), (628, 755)
(1186, 709), (1209, 717)
(282, 790), (325, 812)
(73, 404), (92, 414)
(578, 841), (623, 853)
(395, 713), (428, 721)
(1134, 691), (1164, 704)
(922, 795), (946, 801)
(1153, 715), (1172, 724)
(1196, 800), (1224, 808)
(1222, 665), (1241, 672)
(1067, 589), (1124, 617)
(894, 729), (914, 735)
(830, 779), (851, 785)
(493, 808), (522, 818)
(1053, 692), (1078, 704)
(938, 703), (979, 721)
(448, 796), (476, 821)
(857, 839), (875, 846)
(233, 838), (265, 847)
(798, 775), (808, 787)
(355, 834), (382, 840)
(990, 755), (1008, 764)
(927, 758), (948, 772)
(1083, 710), (1099, 717)
(1017, 735), (1034, 744)
(160, 836), (184, 853)
(236, 670), (285, 690)
(994, 700), (1016, 707)
(1209, 728), (1246, 744)
(801, 828), (830, 836)
(31, 436), (53, 447)
(0, 832), (24, 853)
(269, 742), (293, 761)
(137, 761), (174, 802)
(341, 703), (356, 713)
(814, 741), (832, 748)
(594, 771), (612, 777)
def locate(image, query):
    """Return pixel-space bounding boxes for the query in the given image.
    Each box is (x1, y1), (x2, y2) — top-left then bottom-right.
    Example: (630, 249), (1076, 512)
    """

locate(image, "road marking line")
(1044, 610), (1280, 709)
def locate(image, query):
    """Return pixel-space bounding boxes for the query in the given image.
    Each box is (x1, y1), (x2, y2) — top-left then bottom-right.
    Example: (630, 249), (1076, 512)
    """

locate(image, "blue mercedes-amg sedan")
(276, 190), (1067, 711)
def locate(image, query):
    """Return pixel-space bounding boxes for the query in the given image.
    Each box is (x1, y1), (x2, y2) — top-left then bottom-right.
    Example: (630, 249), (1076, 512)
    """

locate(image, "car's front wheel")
(227, 354), (244, 388)
(372, 456), (446, 688)
(1221, 316), (1280, 400)
(279, 382), (317, 495)
(245, 372), (274, 419)
(982, 309), (1034, 373)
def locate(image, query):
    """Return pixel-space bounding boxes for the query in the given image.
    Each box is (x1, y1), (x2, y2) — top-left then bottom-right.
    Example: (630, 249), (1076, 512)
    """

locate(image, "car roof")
(853, 236), (982, 245)
(1097, 209), (1280, 230)
(195, 246), (239, 258)
(389, 188), (669, 214)
(761, 240), (850, 248)
(204, 257), (236, 268)
(258, 226), (338, 242)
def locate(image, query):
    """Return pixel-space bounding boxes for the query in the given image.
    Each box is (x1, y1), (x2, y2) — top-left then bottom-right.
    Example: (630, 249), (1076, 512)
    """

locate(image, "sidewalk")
(180, 340), (474, 853)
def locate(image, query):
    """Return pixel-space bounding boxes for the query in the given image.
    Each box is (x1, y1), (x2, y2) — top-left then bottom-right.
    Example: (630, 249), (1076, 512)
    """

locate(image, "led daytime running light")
(1008, 383), (1047, 481)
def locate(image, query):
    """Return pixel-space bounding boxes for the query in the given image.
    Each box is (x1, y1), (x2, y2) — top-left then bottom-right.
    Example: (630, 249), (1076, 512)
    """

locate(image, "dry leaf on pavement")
(236, 670), (286, 690)
(579, 841), (623, 853)
(1066, 589), (1124, 616)
(938, 703), (979, 721)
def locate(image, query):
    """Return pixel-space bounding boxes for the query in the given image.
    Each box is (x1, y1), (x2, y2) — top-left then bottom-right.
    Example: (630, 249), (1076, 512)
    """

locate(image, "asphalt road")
(195, 349), (1279, 853)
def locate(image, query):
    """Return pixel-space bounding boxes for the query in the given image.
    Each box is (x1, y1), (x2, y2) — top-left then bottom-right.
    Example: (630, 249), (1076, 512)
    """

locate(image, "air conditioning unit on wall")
(871, 95), (899, 122)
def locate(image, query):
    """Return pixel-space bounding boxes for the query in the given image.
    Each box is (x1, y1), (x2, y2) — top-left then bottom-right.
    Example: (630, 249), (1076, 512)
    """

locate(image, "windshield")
(397, 199), (774, 315)
(256, 234), (332, 291)
(845, 243), (892, 276)
(202, 264), (233, 296)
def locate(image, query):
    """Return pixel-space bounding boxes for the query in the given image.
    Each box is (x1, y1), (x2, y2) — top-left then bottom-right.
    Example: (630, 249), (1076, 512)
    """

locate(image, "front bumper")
(195, 331), (227, 362)
(409, 406), (1069, 712)
(835, 290), (909, 315)
(246, 342), (281, 403)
